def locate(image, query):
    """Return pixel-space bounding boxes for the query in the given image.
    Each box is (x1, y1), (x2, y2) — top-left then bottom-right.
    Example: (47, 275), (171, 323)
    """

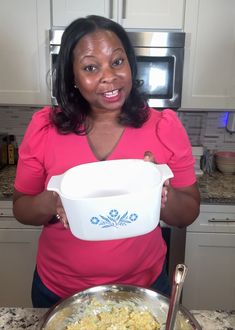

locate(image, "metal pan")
(39, 284), (202, 330)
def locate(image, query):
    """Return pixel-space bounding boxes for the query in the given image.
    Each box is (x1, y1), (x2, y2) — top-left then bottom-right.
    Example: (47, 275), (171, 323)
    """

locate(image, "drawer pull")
(208, 218), (235, 223)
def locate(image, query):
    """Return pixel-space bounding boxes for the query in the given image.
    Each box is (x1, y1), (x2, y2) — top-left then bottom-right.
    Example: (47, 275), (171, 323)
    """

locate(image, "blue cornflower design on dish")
(129, 213), (138, 222)
(90, 209), (138, 228)
(90, 217), (100, 225)
(109, 209), (118, 218)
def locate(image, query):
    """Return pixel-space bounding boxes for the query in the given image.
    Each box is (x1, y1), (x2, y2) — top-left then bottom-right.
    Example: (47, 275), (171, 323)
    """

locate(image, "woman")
(13, 15), (200, 308)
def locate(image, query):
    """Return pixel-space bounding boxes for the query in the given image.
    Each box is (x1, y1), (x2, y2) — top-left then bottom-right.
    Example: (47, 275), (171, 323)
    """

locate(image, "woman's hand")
(160, 179), (170, 209)
(143, 151), (200, 227)
(143, 151), (169, 209)
(53, 192), (70, 229)
(13, 189), (70, 228)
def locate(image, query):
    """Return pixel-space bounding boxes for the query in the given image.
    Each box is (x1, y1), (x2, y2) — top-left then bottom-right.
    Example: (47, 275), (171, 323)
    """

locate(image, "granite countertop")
(0, 166), (16, 200)
(0, 307), (234, 329)
(197, 171), (235, 204)
(1, 165), (234, 204)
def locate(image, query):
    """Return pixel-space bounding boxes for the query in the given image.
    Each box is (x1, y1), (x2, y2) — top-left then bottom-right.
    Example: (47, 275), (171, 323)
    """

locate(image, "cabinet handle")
(122, 0), (126, 19)
(106, 0), (113, 19)
(118, 0), (126, 20)
(208, 218), (235, 223)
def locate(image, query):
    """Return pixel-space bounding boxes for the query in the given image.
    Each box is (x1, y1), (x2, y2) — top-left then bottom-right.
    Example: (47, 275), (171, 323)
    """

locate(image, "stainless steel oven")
(49, 30), (185, 109)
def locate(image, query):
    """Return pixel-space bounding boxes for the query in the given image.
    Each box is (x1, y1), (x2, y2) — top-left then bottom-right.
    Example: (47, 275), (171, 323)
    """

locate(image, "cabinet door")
(182, 232), (235, 310)
(120, 0), (185, 29)
(52, 0), (185, 30)
(181, 0), (235, 110)
(0, 228), (41, 307)
(52, 0), (112, 26)
(0, 0), (50, 105)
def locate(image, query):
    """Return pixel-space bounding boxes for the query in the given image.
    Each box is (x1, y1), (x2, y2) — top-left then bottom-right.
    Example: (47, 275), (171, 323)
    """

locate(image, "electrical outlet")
(224, 132), (235, 143)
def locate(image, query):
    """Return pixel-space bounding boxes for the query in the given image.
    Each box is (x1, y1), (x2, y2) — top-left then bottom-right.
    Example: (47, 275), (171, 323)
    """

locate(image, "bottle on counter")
(0, 134), (8, 169)
(7, 135), (18, 165)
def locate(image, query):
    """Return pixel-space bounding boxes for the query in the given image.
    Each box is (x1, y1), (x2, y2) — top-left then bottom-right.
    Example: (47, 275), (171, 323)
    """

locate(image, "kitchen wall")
(0, 106), (235, 152)
(178, 111), (235, 152)
(0, 106), (39, 145)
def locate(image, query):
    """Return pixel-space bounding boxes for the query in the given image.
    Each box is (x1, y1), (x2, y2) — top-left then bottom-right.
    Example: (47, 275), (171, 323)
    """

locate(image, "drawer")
(187, 204), (235, 233)
(0, 200), (41, 229)
(0, 216), (38, 229)
(0, 200), (14, 220)
(0, 207), (13, 217)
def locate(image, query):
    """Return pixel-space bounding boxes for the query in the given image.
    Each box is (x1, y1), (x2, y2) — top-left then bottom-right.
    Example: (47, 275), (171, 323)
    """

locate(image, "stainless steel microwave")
(49, 30), (185, 109)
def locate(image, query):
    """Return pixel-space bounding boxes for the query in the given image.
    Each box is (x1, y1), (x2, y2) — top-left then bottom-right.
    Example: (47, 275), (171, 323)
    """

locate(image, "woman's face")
(73, 30), (132, 114)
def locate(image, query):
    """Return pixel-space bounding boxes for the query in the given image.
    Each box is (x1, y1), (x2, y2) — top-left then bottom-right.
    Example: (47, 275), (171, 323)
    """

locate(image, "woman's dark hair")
(52, 15), (149, 134)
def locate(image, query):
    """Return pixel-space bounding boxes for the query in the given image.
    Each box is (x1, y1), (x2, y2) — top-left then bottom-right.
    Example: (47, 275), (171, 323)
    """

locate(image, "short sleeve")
(14, 107), (52, 195)
(155, 109), (196, 187)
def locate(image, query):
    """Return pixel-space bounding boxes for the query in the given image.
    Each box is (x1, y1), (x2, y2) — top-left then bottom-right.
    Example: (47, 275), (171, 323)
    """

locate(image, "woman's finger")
(144, 151), (155, 163)
(56, 207), (69, 228)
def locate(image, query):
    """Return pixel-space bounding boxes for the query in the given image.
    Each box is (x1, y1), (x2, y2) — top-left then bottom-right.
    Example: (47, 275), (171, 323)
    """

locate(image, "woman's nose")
(100, 67), (116, 83)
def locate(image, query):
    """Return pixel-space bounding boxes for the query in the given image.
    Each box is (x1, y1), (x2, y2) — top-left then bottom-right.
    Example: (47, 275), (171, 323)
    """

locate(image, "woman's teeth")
(104, 90), (119, 98)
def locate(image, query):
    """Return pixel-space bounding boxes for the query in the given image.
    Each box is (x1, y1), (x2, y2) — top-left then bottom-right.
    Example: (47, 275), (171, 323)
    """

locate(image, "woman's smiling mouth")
(102, 89), (122, 103)
(103, 89), (119, 98)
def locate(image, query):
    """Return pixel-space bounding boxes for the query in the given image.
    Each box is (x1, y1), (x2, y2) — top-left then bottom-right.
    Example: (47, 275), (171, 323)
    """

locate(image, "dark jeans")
(31, 269), (61, 308)
(150, 261), (172, 297)
(32, 261), (171, 308)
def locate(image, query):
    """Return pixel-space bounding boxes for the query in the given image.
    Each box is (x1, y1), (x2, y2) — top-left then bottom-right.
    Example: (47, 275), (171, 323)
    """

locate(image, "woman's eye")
(84, 65), (96, 72)
(113, 58), (124, 67)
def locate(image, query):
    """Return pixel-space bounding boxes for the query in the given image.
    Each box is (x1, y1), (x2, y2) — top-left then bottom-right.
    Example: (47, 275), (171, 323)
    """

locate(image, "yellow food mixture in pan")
(66, 300), (160, 330)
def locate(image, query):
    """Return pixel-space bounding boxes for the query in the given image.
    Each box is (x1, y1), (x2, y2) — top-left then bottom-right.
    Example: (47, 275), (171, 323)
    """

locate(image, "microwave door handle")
(46, 70), (51, 94)
(50, 45), (60, 55)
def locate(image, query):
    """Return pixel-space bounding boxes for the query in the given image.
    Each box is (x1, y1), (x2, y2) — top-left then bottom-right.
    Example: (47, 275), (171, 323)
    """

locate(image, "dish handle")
(47, 174), (63, 194)
(156, 164), (174, 184)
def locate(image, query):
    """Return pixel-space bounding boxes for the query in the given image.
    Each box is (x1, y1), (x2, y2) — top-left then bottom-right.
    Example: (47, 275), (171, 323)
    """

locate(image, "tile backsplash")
(0, 106), (235, 152)
(0, 106), (39, 145)
(178, 111), (235, 152)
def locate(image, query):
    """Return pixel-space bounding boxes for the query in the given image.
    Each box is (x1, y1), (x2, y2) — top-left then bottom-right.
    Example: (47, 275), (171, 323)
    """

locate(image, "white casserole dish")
(47, 159), (173, 241)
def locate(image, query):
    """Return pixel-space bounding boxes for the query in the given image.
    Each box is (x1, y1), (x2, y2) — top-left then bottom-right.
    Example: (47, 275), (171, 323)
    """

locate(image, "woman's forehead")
(74, 30), (125, 55)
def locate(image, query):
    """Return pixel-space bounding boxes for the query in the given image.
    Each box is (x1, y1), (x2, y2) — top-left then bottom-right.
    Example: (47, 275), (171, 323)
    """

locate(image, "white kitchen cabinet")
(51, 0), (110, 26)
(118, 0), (185, 30)
(182, 204), (235, 310)
(0, 201), (41, 307)
(181, 0), (235, 110)
(52, 0), (185, 30)
(0, 0), (51, 106)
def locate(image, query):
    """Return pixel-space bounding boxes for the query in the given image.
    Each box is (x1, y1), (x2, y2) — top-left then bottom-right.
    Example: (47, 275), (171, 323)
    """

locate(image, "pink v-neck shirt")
(14, 106), (196, 298)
